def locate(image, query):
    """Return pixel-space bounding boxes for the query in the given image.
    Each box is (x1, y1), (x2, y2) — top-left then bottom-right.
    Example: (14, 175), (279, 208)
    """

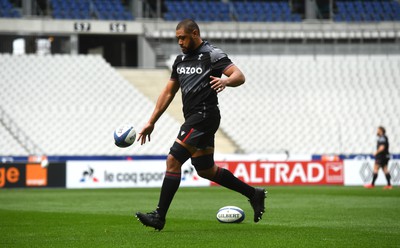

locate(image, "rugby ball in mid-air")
(114, 125), (136, 148)
(216, 206), (245, 223)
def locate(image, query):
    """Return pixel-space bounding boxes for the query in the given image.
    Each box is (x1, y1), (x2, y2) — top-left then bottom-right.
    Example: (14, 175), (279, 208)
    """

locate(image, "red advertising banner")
(214, 161), (344, 186)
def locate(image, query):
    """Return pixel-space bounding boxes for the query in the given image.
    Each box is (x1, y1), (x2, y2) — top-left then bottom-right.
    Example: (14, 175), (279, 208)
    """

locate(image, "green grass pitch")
(1, 186), (399, 247)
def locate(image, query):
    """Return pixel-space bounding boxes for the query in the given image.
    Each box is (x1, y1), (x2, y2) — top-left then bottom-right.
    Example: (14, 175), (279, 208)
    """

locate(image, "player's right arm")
(374, 144), (386, 157)
(137, 79), (180, 145)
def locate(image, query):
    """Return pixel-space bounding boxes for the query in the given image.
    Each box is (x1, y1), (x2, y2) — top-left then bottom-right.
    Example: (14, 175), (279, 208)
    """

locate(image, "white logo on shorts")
(180, 131), (186, 136)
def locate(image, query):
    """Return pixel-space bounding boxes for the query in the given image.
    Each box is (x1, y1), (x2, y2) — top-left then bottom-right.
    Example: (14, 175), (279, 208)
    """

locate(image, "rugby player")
(135, 19), (266, 231)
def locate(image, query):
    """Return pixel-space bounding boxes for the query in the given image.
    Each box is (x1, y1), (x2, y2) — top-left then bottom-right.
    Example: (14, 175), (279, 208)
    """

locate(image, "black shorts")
(376, 157), (389, 167)
(176, 110), (220, 149)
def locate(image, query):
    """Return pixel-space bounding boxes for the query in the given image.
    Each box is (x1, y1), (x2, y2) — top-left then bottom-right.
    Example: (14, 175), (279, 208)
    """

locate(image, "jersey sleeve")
(214, 57), (233, 73)
(210, 48), (233, 75)
(170, 56), (180, 81)
(377, 136), (387, 147)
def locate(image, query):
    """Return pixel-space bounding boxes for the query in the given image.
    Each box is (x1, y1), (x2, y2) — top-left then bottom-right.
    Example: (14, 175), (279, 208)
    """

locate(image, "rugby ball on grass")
(216, 206), (245, 223)
(114, 125), (136, 148)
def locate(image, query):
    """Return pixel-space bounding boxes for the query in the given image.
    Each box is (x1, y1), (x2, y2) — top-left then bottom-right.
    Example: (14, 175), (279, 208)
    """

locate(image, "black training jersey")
(376, 135), (390, 159)
(170, 41), (233, 118)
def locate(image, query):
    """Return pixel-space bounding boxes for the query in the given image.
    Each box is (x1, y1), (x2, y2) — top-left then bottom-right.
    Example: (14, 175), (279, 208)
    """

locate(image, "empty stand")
(335, 0), (400, 22)
(2, 53), (399, 156)
(0, 0), (20, 18)
(232, 1), (301, 22)
(0, 54), (180, 155)
(51, 0), (91, 20)
(217, 54), (400, 154)
(165, 0), (399, 23)
(50, 0), (134, 20)
(0, 124), (27, 155)
(164, 0), (231, 21)
(2, 0), (399, 23)
(92, 0), (134, 20)
(164, 0), (301, 22)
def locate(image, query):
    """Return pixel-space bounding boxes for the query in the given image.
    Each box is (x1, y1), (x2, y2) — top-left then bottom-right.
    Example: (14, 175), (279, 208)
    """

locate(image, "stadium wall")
(1, 18), (398, 37)
(1, 18), (399, 67)
(1, 155), (399, 189)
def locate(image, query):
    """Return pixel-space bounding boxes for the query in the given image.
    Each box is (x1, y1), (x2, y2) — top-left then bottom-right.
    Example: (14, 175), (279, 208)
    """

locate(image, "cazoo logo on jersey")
(177, 66), (203, 75)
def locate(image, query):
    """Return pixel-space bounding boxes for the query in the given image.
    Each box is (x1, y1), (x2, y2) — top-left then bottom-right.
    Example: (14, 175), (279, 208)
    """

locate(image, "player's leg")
(382, 163), (392, 189)
(365, 163), (379, 188)
(157, 141), (194, 218)
(192, 149), (266, 222)
(192, 148), (255, 198)
(136, 140), (193, 230)
(371, 163), (379, 185)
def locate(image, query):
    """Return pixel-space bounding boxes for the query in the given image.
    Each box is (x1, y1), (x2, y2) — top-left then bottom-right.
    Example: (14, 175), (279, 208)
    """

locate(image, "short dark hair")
(378, 126), (386, 135)
(176, 19), (200, 36)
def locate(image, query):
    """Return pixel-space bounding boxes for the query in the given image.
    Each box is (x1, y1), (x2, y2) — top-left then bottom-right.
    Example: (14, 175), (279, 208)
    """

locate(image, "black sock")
(385, 173), (391, 186)
(211, 167), (255, 199)
(157, 171), (181, 219)
(371, 173), (378, 185)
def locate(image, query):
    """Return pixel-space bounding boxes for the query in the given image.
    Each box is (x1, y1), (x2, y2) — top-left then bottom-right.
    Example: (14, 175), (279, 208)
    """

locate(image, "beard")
(181, 37), (196, 54)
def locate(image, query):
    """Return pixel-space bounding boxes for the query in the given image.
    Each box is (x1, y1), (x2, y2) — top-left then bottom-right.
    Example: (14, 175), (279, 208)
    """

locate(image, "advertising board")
(0, 162), (65, 188)
(214, 161), (344, 185)
(66, 160), (210, 189)
(344, 159), (400, 186)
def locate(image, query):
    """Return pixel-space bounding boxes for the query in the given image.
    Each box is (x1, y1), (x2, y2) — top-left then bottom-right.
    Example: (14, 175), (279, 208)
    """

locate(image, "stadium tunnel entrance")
(79, 34), (138, 67)
(0, 34), (139, 68)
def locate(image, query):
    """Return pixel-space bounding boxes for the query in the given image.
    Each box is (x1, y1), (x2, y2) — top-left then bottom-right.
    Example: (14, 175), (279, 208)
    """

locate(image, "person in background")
(365, 126), (392, 189)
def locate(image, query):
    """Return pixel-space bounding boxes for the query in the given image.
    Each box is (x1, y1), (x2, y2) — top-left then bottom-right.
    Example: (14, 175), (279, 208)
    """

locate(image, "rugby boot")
(249, 188), (267, 222)
(136, 210), (165, 231)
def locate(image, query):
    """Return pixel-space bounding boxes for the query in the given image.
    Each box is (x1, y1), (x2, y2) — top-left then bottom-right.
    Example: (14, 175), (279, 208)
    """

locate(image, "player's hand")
(137, 123), (154, 145)
(210, 76), (227, 93)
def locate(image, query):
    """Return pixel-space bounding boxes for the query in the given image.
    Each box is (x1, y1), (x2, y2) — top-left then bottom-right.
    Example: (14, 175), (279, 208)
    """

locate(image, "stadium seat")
(49, 0), (134, 21)
(0, 0), (21, 18)
(5, 53), (399, 156)
(0, 119), (28, 156)
(164, 0), (231, 22)
(335, 0), (400, 22)
(0, 54), (180, 155)
(214, 54), (400, 154)
(163, 0), (301, 22)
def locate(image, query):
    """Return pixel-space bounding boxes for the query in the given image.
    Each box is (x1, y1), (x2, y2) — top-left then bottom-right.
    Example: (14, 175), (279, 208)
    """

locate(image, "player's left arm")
(210, 65), (245, 93)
